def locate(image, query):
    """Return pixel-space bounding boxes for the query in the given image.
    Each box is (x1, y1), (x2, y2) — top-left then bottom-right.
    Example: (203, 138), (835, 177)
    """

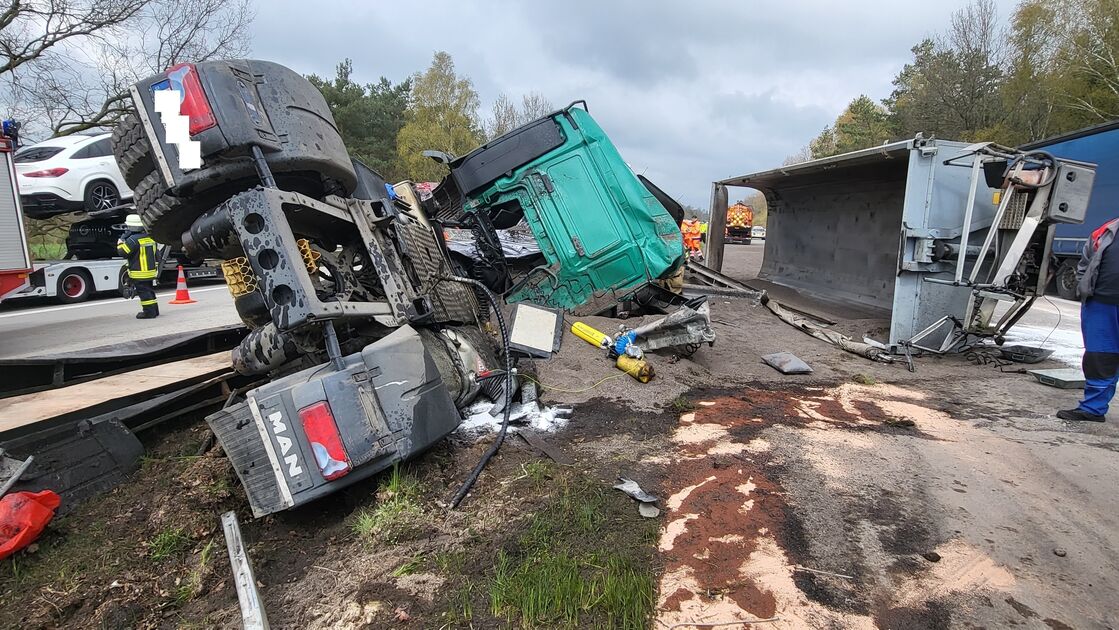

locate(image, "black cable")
(439, 274), (515, 509)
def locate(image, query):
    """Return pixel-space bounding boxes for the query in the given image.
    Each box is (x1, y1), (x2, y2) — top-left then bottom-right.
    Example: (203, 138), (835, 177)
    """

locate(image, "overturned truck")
(115, 59), (685, 516)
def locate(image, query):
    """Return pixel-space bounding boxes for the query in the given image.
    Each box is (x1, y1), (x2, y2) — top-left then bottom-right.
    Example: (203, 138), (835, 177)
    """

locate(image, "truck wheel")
(56, 268), (93, 303)
(1056, 260), (1078, 301)
(133, 171), (255, 246)
(112, 114), (156, 189)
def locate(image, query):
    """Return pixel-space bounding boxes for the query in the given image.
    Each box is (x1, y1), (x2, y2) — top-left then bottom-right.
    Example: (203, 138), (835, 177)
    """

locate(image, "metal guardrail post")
(706, 183), (728, 272)
(222, 511), (270, 630)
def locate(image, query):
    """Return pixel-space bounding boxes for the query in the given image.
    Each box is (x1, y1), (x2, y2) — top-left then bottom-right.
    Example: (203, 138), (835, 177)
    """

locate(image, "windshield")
(14, 146), (64, 163)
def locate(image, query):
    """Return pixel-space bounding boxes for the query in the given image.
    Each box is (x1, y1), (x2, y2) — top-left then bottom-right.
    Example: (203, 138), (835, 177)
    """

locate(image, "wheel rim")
(62, 274), (86, 298)
(1059, 266), (1077, 293)
(91, 183), (118, 210)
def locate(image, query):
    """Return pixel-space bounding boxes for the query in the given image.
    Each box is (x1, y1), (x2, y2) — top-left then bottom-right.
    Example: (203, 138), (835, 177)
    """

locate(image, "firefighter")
(681, 218), (703, 258)
(117, 214), (160, 319)
(1058, 217), (1119, 422)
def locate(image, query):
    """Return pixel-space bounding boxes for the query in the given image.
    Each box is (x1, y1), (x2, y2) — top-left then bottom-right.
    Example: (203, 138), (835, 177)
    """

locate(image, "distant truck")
(726, 202), (753, 244)
(1021, 120), (1118, 300)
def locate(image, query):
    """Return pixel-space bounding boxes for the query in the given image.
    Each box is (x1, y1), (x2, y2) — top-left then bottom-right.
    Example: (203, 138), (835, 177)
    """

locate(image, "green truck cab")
(432, 103), (684, 311)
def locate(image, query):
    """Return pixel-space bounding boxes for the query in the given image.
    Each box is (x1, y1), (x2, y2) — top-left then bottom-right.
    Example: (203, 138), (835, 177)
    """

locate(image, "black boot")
(136, 311), (155, 319)
(1056, 408), (1106, 422)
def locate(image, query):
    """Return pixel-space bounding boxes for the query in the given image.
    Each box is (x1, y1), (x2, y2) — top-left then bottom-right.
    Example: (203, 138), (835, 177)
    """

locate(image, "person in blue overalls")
(1059, 217), (1119, 422)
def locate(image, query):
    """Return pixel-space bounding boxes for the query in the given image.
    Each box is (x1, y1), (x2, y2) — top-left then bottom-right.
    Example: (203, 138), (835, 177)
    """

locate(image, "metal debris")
(613, 477), (658, 503)
(222, 511), (270, 630)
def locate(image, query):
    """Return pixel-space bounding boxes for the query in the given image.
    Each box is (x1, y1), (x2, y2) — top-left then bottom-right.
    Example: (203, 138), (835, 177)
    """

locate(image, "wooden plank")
(0, 352), (230, 432)
(519, 430), (574, 466)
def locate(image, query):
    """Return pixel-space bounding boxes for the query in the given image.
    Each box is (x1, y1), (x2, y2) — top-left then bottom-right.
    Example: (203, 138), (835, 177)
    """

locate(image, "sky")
(250, 0), (1018, 208)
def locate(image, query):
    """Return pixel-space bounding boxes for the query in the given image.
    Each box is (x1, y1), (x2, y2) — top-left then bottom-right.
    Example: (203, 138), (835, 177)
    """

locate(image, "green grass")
(522, 461), (552, 489)
(392, 554), (425, 577)
(149, 528), (189, 561)
(851, 373), (877, 385)
(670, 395), (694, 412)
(28, 242), (66, 260)
(486, 478), (656, 629)
(351, 465), (426, 544)
(174, 538), (216, 605)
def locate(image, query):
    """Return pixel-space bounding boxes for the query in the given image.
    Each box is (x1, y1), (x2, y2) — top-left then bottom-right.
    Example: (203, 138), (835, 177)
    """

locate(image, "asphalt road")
(0, 285), (240, 359)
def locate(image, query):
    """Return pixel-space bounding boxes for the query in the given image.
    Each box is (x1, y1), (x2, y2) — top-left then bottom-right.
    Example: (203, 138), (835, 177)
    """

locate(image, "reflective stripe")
(118, 242), (131, 254)
(128, 270), (157, 279)
(140, 299), (159, 305)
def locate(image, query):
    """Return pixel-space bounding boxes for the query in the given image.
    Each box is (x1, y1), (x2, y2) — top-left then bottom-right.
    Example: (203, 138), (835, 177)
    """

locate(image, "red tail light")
(298, 401), (351, 480)
(24, 168), (68, 177)
(165, 63), (217, 136)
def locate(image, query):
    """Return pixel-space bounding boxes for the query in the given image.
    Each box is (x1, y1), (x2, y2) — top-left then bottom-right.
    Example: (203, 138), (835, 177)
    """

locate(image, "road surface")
(0, 285), (240, 359)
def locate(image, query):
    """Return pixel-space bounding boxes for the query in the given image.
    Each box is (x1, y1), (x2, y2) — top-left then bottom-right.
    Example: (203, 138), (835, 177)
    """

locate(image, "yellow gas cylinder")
(571, 321), (610, 348)
(616, 354), (654, 383)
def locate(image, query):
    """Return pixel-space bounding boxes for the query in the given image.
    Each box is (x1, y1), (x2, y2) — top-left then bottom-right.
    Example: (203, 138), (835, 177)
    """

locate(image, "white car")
(751, 225), (767, 239)
(14, 132), (134, 219)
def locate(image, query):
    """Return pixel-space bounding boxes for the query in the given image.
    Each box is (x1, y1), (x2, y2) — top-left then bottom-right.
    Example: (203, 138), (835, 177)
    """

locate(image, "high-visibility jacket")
(117, 231), (158, 280)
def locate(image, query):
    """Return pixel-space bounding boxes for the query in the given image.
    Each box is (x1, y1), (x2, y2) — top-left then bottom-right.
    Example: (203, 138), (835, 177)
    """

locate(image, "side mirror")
(422, 150), (454, 165)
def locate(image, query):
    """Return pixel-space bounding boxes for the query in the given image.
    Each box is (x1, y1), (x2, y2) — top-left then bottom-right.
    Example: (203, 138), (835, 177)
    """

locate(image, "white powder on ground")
(456, 399), (570, 434)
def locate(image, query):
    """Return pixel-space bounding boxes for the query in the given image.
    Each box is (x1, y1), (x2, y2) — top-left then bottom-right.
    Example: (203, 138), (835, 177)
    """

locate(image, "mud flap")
(0, 419), (143, 516)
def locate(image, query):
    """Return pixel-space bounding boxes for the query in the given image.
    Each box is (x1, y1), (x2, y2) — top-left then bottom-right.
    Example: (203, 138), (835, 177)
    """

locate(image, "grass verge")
(351, 465), (427, 545)
(441, 474), (657, 629)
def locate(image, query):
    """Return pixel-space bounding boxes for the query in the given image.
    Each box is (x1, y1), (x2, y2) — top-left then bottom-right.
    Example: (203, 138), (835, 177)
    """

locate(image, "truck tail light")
(298, 401), (351, 480)
(24, 168), (68, 177)
(165, 63), (217, 136)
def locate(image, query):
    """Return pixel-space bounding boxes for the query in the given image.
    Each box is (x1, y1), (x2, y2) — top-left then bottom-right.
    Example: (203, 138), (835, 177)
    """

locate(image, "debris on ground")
(0, 490), (60, 560)
(761, 351), (813, 374)
(613, 477), (661, 518)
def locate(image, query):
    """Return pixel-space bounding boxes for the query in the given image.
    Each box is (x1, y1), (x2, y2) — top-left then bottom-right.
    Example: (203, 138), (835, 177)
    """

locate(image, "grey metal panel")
(758, 163), (908, 312)
(0, 151), (31, 271)
(888, 141), (998, 347)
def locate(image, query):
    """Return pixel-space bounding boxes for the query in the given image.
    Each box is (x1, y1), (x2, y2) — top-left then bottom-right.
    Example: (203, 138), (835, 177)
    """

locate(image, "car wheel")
(56, 268), (93, 303)
(1056, 260), (1078, 301)
(84, 180), (121, 212)
(112, 114), (156, 189)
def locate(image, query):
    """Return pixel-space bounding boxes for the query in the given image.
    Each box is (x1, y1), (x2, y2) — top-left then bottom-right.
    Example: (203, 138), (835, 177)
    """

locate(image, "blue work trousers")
(1079, 299), (1119, 416)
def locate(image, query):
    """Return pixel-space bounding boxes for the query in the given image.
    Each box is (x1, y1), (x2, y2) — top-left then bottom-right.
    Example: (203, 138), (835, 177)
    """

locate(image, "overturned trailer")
(709, 136), (1095, 352)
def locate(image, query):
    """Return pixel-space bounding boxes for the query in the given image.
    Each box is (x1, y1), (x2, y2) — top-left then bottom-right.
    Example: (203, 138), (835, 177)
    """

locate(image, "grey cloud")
(248, 0), (1020, 207)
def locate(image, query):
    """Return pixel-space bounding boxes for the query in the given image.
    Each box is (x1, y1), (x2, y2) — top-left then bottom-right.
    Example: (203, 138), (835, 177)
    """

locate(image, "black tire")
(118, 266), (136, 299)
(56, 268), (93, 303)
(112, 114), (155, 189)
(83, 180), (121, 213)
(1056, 260), (1078, 301)
(133, 171), (257, 246)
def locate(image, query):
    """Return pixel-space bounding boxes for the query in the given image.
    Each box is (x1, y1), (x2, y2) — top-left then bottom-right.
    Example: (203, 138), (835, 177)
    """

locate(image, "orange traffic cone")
(168, 265), (197, 304)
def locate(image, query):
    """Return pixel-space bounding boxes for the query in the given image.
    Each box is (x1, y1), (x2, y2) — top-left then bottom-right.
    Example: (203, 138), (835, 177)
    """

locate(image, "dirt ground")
(1, 244), (1117, 629)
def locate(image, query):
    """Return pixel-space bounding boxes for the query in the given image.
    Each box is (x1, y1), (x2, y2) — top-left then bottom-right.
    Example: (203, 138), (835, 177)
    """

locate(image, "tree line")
(788, 0), (1119, 163)
(308, 52), (552, 183)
